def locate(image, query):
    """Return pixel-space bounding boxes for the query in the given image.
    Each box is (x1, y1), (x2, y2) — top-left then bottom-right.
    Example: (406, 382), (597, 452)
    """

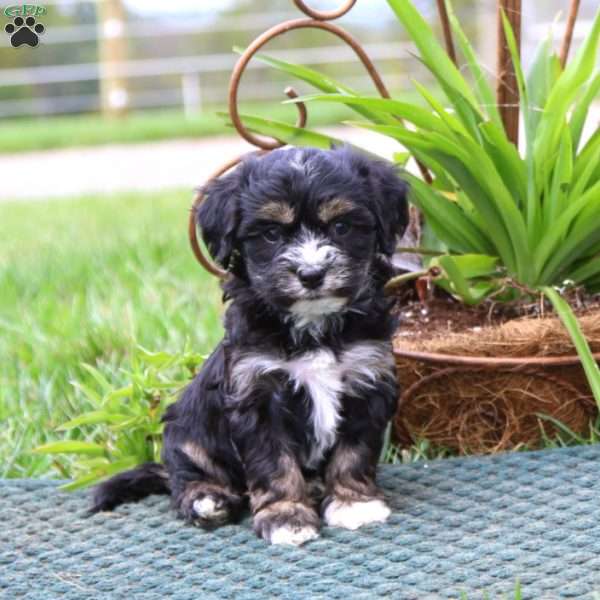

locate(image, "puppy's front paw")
(254, 501), (320, 546)
(324, 498), (391, 530)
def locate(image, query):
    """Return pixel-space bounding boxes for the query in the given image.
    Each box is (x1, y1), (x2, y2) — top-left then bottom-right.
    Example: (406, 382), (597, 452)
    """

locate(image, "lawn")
(0, 189), (589, 481)
(0, 190), (224, 478)
(0, 102), (355, 154)
(0, 185), (446, 482)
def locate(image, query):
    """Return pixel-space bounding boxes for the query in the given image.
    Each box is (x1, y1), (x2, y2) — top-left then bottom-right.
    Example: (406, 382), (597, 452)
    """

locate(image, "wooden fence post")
(98, 0), (129, 118)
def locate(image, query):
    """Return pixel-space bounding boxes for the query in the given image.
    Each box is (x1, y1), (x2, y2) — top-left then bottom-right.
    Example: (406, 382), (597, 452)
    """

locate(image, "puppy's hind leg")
(167, 440), (246, 529)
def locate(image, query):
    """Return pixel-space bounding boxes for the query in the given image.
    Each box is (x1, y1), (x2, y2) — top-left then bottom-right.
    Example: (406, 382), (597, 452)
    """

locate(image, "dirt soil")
(394, 292), (600, 342)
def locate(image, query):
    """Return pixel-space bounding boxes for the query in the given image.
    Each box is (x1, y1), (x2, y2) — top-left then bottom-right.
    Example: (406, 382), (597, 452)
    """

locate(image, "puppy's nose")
(297, 267), (326, 290)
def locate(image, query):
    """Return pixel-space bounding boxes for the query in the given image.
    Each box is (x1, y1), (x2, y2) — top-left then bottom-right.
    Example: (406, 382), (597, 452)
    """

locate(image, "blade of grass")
(436, 255), (479, 304)
(446, 2), (503, 128)
(570, 139), (600, 203)
(546, 126), (574, 226)
(535, 10), (600, 193)
(405, 174), (494, 254)
(413, 81), (470, 137)
(570, 73), (600, 153)
(535, 181), (600, 279)
(501, 10), (540, 245)
(56, 411), (131, 431)
(570, 255), (600, 286)
(573, 128), (600, 189)
(479, 121), (527, 207)
(240, 49), (398, 126)
(538, 183), (600, 282)
(286, 93), (450, 134)
(218, 112), (346, 150)
(60, 456), (140, 491)
(434, 255), (500, 304)
(526, 36), (561, 140)
(33, 440), (107, 456)
(542, 287), (600, 408)
(386, 0), (478, 107)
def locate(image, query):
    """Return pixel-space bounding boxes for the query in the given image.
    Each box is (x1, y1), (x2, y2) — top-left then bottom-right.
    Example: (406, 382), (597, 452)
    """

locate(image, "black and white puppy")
(92, 146), (408, 545)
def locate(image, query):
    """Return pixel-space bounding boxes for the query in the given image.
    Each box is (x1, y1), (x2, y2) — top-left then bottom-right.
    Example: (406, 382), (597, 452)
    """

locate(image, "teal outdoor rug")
(1, 445), (600, 599)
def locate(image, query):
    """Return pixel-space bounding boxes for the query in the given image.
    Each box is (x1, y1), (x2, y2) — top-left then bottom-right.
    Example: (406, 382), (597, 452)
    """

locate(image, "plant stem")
(384, 269), (430, 295)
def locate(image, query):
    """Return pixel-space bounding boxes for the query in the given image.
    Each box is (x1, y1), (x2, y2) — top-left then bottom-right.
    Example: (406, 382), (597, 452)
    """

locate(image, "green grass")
(0, 189), (224, 478)
(0, 102), (355, 154)
(2, 188), (596, 481)
(0, 187), (441, 481)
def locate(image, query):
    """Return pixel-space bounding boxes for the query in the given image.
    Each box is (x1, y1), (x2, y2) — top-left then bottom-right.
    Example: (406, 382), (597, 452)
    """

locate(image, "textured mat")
(2, 446), (600, 600)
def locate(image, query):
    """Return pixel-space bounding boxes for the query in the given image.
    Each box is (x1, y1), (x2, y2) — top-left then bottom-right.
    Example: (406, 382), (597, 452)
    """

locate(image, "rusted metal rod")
(560, 0), (581, 68)
(496, 0), (521, 146)
(292, 0), (356, 21)
(436, 0), (457, 66)
(228, 18), (392, 150)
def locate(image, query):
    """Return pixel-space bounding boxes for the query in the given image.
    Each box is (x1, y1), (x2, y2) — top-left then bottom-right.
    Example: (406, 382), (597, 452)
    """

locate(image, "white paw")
(324, 499), (391, 530)
(193, 497), (227, 521)
(269, 524), (320, 546)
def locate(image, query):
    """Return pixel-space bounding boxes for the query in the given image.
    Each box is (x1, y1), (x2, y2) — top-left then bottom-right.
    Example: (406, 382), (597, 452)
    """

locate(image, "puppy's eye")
(332, 221), (351, 236)
(263, 226), (282, 243)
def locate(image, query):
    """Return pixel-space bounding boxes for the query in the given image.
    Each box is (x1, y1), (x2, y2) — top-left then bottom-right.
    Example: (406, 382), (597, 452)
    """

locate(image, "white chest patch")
(285, 349), (343, 466)
(231, 341), (394, 468)
(288, 297), (348, 329)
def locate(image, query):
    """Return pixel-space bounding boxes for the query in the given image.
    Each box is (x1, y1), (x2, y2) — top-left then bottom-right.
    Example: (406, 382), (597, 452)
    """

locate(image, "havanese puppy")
(92, 146), (408, 545)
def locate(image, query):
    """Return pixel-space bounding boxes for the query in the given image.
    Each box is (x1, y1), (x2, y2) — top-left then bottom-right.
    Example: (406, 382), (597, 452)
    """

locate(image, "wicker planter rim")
(393, 348), (600, 368)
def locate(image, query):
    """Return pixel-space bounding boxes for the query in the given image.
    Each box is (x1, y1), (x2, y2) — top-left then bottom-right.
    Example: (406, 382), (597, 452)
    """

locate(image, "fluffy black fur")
(92, 146), (408, 544)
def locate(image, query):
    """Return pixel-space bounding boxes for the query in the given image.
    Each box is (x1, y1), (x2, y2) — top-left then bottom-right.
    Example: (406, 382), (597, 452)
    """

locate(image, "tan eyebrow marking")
(318, 197), (357, 223)
(257, 201), (295, 224)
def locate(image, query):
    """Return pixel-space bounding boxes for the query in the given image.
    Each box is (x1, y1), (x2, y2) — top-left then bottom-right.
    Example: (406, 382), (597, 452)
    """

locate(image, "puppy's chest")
(231, 341), (394, 466)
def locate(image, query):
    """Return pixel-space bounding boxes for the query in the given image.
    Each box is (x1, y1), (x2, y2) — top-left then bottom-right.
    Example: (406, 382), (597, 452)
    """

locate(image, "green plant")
(230, 1), (600, 404)
(33, 346), (202, 490)
(0, 190), (223, 478)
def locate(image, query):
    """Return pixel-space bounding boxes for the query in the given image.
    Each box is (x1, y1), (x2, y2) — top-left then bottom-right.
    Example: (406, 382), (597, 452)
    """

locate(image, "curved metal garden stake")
(496, 0), (580, 145)
(497, 0), (522, 146)
(560, 0), (581, 67)
(228, 18), (391, 150)
(436, 0), (457, 65)
(191, 0), (434, 276)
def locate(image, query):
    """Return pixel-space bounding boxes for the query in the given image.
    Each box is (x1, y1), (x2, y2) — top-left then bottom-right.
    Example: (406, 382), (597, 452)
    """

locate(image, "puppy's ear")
(370, 160), (409, 255)
(341, 148), (409, 255)
(196, 165), (245, 269)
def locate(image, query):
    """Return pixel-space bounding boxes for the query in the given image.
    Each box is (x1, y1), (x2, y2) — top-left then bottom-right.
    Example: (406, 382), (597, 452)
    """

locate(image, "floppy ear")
(195, 165), (245, 270)
(340, 148), (409, 256)
(369, 159), (409, 255)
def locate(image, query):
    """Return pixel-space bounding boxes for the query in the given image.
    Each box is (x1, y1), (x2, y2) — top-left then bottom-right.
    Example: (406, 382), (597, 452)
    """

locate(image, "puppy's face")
(198, 147), (408, 323)
(239, 191), (376, 320)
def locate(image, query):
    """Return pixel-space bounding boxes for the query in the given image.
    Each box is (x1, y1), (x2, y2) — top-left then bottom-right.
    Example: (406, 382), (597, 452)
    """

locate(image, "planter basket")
(393, 309), (600, 453)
